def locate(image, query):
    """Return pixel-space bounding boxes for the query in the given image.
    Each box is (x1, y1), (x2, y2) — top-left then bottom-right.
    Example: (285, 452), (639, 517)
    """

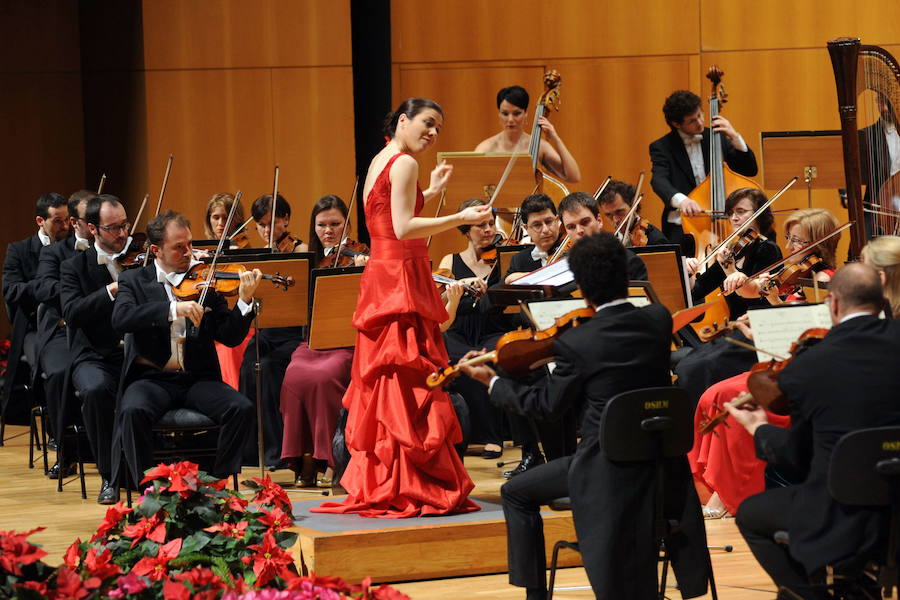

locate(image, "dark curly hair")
(598, 180), (636, 207)
(496, 85), (529, 110)
(520, 193), (556, 225)
(663, 90), (702, 128)
(568, 232), (628, 306)
(558, 191), (598, 218)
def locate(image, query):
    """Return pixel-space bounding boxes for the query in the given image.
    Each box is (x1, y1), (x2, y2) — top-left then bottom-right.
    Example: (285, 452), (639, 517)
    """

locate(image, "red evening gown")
(312, 153), (479, 518)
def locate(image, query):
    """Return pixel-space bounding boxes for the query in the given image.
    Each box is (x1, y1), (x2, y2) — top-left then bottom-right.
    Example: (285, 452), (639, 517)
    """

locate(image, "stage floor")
(0, 425), (777, 599)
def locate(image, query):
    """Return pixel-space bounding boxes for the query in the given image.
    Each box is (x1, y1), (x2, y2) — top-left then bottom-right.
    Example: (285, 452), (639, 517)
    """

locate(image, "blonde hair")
(204, 193), (245, 239)
(783, 208), (840, 269)
(861, 235), (900, 318)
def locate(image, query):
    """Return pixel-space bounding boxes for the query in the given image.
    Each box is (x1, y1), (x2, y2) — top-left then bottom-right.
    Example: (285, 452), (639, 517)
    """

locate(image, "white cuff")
(671, 193), (689, 210)
(732, 134), (748, 153)
(488, 375), (500, 394)
(168, 301), (177, 322)
(106, 286), (115, 302)
(237, 298), (253, 316)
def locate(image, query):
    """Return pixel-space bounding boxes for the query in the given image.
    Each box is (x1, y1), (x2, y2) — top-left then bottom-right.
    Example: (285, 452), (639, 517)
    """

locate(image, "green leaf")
(137, 494), (163, 517)
(180, 532), (212, 555)
(274, 531), (298, 549)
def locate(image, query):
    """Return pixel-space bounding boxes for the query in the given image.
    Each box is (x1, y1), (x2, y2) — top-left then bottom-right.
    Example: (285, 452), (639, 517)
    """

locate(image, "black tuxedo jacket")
(649, 128), (759, 225)
(112, 263), (254, 385)
(505, 244), (649, 282)
(60, 246), (121, 363)
(34, 236), (79, 355)
(490, 303), (710, 598)
(755, 314), (900, 574)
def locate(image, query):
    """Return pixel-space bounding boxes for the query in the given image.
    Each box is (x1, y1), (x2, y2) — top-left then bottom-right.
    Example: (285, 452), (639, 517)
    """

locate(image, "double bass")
(527, 70), (571, 202)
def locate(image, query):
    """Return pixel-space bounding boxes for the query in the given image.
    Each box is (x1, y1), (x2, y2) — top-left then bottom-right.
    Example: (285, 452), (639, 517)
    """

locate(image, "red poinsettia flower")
(250, 474), (292, 510)
(162, 578), (190, 600)
(223, 494), (249, 513)
(53, 566), (89, 600)
(141, 461), (200, 496)
(203, 520), (248, 540)
(257, 505), (291, 532)
(241, 531), (295, 586)
(0, 528), (48, 576)
(352, 576), (411, 600)
(289, 572), (353, 594)
(132, 538), (182, 581)
(90, 503), (133, 542)
(122, 513), (167, 548)
(63, 539), (81, 569)
(205, 478), (228, 491)
(114, 571), (148, 595)
(83, 546), (121, 581)
(174, 566), (223, 590)
(16, 581), (48, 596)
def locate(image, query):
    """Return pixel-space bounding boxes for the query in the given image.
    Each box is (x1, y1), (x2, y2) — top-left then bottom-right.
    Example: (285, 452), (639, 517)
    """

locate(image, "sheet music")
(524, 298), (587, 329)
(512, 258), (574, 287)
(747, 304), (832, 362)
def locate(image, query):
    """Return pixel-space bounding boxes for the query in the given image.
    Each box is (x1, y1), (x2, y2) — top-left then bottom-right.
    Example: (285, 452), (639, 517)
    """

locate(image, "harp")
(828, 37), (900, 257)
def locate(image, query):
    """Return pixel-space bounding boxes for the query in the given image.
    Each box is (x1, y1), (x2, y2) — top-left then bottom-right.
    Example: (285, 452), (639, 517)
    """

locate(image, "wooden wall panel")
(0, 0), (81, 73)
(701, 0), (900, 52)
(143, 69), (276, 240)
(391, 0), (699, 64)
(142, 0), (351, 70)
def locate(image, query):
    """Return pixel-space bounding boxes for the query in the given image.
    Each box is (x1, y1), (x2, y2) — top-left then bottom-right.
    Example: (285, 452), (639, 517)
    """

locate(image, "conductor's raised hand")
(238, 267), (263, 304)
(428, 160), (454, 195)
(458, 204), (493, 225)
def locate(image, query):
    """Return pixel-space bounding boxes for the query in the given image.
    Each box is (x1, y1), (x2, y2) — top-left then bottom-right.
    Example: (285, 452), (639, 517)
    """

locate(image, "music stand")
(631, 244), (688, 313)
(308, 266), (364, 350)
(435, 152), (558, 208)
(216, 252), (312, 475)
(760, 130), (845, 208)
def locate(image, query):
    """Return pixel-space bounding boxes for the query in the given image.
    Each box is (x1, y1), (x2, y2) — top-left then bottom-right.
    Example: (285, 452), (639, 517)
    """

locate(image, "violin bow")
(332, 176), (359, 263)
(198, 191), (242, 309)
(426, 190), (446, 249)
(722, 336), (788, 361)
(615, 172), (646, 239)
(97, 173), (107, 194)
(144, 154), (174, 267)
(228, 217), (254, 241)
(698, 176), (797, 274)
(488, 153), (519, 207)
(129, 194), (149, 238)
(591, 175), (612, 202)
(268, 165), (280, 251)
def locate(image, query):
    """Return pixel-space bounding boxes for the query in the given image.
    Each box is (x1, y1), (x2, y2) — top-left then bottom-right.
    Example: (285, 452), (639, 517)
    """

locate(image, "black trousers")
(239, 327), (302, 466)
(115, 371), (254, 485)
(71, 357), (120, 480)
(38, 331), (70, 440)
(501, 455), (572, 589)
(737, 487), (817, 598)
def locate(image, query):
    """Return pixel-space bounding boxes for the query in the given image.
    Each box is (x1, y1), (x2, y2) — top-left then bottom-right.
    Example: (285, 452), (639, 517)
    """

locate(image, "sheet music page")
(512, 258), (574, 287)
(524, 298), (587, 329)
(747, 304), (832, 362)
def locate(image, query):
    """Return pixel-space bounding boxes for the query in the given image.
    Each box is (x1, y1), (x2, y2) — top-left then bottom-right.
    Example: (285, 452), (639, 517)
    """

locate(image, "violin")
(426, 305), (594, 388)
(626, 216), (650, 248)
(476, 233), (505, 266)
(698, 328), (828, 434)
(318, 239), (369, 269)
(117, 233), (152, 270)
(759, 255), (823, 297)
(432, 268), (484, 299)
(229, 231), (251, 249)
(172, 263), (295, 301)
(721, 229), (762, 267)
(274, 232), (303, 253)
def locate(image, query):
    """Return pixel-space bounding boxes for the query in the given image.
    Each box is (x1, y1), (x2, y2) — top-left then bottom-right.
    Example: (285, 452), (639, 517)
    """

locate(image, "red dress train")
(312, 153), (479, 518)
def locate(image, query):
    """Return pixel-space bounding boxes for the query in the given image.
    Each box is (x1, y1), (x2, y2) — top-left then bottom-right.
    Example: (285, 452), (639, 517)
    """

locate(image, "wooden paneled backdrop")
(4, 0), (900, 338)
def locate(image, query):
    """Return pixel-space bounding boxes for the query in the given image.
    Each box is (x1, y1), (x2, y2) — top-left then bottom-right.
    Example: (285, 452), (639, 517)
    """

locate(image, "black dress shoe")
(97, 479), (118, 505)
(47, 462), (76, 480)
(47, 437), (58, 451)
(481, 447), (503, 460)
(503, 452), (545, 479)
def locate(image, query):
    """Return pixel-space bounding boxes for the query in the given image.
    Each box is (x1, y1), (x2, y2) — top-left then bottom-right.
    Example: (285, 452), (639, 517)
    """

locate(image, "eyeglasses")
(728, 208), (754, 218)
(98, 222), (131, 234)
(784, 234), (811, 247)
(527, 218), (558, 232)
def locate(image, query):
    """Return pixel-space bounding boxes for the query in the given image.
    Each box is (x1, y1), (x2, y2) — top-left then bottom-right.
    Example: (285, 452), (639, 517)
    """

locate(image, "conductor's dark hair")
(663, 90), (702, 128)
(725, 187), (774, 237)
(84, 194), (123, 228)
(568, 232), (628, 306)
(382, 98), (444, 138)
(520, 193), (556, 224)
(598, 180), (636, 206)
(496, 85), (529, 110)
(252, 194), (291, 222)
(559, 192), (599, 218)
(147, 210), (190, 247)
(67, 190), (97, 221)
(36, 193), (67, 219)
(308, 194), (348, 260)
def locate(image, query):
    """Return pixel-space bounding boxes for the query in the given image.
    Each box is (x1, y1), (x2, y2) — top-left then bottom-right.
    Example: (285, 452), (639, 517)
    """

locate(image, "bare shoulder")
(438, 253), (454, 269)
(475, 133), (501, 152)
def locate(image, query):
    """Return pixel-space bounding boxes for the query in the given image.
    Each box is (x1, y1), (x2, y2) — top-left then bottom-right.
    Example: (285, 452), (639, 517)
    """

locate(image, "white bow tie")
(97, 251), (116, 266)
(531, 247), (549, 262)
(683, 134), (703, 146)
(157, 269), (186, 287)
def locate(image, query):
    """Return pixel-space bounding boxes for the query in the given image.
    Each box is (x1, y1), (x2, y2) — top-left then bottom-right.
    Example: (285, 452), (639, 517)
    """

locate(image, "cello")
(682, 66), (762, 261)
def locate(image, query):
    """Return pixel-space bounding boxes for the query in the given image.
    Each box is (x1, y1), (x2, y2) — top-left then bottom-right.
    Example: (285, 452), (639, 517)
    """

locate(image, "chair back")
(601, 387), (693, 461)
(829, 426), (900, 506)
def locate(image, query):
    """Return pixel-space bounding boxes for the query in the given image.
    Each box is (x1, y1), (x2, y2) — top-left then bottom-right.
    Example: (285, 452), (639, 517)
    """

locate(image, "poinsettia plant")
(0, 462), (409, 600)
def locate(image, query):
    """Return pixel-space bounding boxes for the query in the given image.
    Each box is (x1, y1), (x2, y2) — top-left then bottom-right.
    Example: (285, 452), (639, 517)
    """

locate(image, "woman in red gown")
(313, 98), (492, 518)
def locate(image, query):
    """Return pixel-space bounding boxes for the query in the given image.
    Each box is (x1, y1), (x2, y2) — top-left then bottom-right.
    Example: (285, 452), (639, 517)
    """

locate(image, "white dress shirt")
(37, 228), (51, 247)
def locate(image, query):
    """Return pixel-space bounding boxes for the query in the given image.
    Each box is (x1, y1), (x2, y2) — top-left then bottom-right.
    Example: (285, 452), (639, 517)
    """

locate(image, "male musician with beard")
(649, 90), (758, 255)
(34, 190), (95, 480)
(726, 263), (900, 599)
(557, 191), (649, 280)
(111, 210), (261, 489)
(461, 233), (709, 600)
(598, 179), (671, 246)
(60, 194), (131, 503)
(2, 193), (69, 426)
(859, 92), (900, 237)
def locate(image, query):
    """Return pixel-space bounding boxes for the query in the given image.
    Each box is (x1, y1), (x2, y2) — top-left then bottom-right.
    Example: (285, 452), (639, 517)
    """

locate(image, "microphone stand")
(252, 298), (265, 478)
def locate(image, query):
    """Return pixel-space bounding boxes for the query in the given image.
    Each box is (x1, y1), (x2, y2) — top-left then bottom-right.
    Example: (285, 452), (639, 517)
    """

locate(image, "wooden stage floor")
(0, 424), (777, 599)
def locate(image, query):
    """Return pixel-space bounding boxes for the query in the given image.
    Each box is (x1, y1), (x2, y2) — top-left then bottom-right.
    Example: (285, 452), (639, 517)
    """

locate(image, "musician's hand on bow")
(711, 115), (739, 142)
(426, 160), (454, 196)
(685, 257), (700, 276)
(679, 197), (703, 217)
(176, 301), (205, 328)
(724, 398), (768, 435)
(732, 313), (754, 340)
(722, 271), (748, 295)
(459, 349), (496, 387)
(238, 268), (263, 304)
